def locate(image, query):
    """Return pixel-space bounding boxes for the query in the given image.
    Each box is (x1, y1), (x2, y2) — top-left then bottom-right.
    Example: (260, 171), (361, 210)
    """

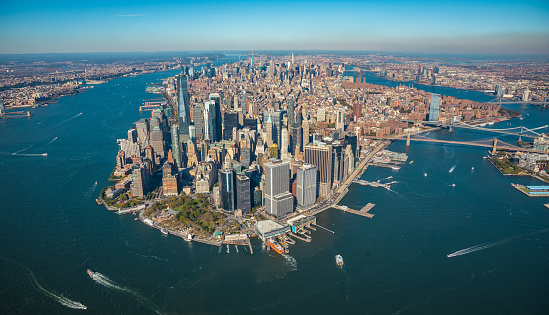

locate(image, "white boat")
(335, 255), (344, 267)
(161, 228), (169, 235)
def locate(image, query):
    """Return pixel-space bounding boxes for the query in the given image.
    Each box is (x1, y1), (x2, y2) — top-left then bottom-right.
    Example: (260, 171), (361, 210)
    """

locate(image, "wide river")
(0, 61), (548, 314)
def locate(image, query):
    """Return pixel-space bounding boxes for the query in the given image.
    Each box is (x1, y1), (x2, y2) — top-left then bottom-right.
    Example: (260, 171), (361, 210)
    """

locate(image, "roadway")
(305, 141), (389, 216)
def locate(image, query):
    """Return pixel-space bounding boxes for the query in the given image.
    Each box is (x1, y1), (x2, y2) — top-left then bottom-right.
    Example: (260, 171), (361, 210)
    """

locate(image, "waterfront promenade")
(307, 141), (389, 216)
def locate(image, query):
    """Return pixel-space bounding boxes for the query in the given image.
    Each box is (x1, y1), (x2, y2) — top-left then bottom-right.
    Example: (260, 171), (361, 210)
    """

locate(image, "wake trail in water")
(447, 228), (549, 258)
(449, 164), (456, 173)
(12, 146), (31, 155)
(51, 112), (83, 129)
(84, 181), (98, 197)
(43, 137), (58, 147)
(90, 271), (163, 314)
(0, 258), (86, 310)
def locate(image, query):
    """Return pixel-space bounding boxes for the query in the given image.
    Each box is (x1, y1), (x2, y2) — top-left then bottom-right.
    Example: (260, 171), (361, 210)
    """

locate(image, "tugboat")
(335, 255), (344, 267)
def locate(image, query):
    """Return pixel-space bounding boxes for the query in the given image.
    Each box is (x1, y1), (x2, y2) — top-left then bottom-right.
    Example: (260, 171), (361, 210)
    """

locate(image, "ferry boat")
(335, 255), (344, 267)
(161, 228), (169, 235)
(266, 238), (285, 255)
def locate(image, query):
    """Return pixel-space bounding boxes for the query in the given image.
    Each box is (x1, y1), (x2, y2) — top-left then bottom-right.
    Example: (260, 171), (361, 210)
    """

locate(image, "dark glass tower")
(236, 175), (251, 214)
(218, 169), (235, 212)
(177, 73), (191, 138)
(223, 112), (239, 141)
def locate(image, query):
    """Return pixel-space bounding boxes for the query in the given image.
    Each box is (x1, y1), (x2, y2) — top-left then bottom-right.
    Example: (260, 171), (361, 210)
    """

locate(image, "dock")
(333, 203), (375, 218)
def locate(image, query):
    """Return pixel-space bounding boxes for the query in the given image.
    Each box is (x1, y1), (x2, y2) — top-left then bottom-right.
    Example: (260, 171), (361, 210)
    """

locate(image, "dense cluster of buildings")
(108, 53), (531, 219)
(371, 57), (549, 102)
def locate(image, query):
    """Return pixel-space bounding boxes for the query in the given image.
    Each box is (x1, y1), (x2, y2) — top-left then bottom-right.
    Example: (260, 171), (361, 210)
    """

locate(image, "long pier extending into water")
(333, 203), (376, 218)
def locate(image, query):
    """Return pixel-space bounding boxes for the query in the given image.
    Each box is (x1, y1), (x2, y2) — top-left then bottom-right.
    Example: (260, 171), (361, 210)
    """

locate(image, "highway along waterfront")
(0, 63), (548, 314)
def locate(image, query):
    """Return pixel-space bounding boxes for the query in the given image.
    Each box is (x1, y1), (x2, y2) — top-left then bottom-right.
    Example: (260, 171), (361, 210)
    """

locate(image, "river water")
(0, 61), (548, 314)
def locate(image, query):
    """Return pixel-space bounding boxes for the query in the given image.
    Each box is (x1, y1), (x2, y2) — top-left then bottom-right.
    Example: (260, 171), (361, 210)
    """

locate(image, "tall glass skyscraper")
(177, 73), (191, 137)
(219, 169), (235, 212)
(429, 94), (441, 122)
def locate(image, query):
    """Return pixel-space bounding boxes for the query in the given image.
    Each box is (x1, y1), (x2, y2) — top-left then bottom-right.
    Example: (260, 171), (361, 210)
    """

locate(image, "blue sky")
(1, 0), (548, 54)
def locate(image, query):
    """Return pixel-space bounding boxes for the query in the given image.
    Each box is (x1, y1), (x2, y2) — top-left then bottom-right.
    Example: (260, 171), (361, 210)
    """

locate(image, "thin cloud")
(115, 14), (149, 17)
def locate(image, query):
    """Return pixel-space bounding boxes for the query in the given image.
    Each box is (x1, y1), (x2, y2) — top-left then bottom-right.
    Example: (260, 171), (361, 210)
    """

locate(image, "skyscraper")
(280, 128), (289, 158)
(429, 94), (440, 122)
(264, 159), (293, 217)
(193, 104), (204, 140)
(304, 143), (333, 197)
(336, 110), (345, 131)
(241, 90), (247, 116)
(263, 111), (282, 145)
(296, 164), (317, 208)
(177, 73), (191, 138)
(236, 175), (251, 214)
(287, 98), (295, 126)
(209, 93), (223, 141)
(223, 112), (239, 141)
(302, 119), (310, 146)
(219, 168), (236, 212)
(289, 123), (302, 155)
(353, 101), (362, 121)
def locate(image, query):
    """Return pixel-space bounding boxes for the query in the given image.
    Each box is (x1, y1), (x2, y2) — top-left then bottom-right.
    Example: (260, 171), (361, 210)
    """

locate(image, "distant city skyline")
(1, 0), (548, 54)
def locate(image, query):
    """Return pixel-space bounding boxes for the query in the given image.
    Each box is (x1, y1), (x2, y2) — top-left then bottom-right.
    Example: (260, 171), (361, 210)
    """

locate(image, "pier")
(333, 203), (375, 218)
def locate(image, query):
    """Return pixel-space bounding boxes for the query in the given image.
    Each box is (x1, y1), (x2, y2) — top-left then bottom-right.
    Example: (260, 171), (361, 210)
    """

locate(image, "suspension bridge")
(390, 134), (545, 154)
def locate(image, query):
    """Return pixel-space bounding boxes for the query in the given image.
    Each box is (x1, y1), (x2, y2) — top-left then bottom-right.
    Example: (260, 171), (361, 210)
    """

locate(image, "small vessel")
(471, 167), (475, 170)
(266, 238), (285, 255)
(335, 255), (344, 267)
(161, 228), (169, 235)
(96, 198), (103, 205)
(409, 161), (414, 164)
(87, 269), (95, 278)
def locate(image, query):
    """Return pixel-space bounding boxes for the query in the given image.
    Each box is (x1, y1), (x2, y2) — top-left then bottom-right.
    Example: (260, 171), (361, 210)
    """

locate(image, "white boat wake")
(91, 271), (163, 314)
(449, 164), (456, 173)
(1, 258), (86, 310)
(447, 228), (549, 258)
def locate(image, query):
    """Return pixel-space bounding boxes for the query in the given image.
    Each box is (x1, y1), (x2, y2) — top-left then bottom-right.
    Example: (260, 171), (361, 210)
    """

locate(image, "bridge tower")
(491, 139), (498, 155)
(406, 133), (411, 147)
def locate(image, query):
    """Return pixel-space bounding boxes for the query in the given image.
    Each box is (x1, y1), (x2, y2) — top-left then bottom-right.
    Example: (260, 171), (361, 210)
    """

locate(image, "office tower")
(131, 164), (148, 198)
(266, 116), (273, 145)
(223, 112), (239, 141)
(287, 98), (295, 126)
(218, 168), (236, 212)
(281, 128), (289, 158)
(262, 111), (282, 145)
(289, 123), (302, 155)
(344, 132), (358, 165)
(203, 101), (217, 142)
(162, 161), (178, 196)
(291, 53), (294, 64)
(244, 118), (257, 130)
(304, 143), (333, 197)
(193, 104), (204, 140)
(177, 73), (191, 138)
(331, 143), (344, 184)
(135, 118), (149, 146)
(171, 125), (181, 169)
(209, 93), (222, 141)
(241, 90), (247, 116)
(236, 175), (251, 214)
(264, 159), (293, 217)
(150, 126), (164, 158)
(240, 147), (251, 168)
(127, 129), (137, 143)
(352, 102), (362, 121)
(296, 164), (317, 208)
(429, 94), (441, 122)
(336, 110), (345, 131)
(343, 145), (354, 179)
(302, 119), (310, 146)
